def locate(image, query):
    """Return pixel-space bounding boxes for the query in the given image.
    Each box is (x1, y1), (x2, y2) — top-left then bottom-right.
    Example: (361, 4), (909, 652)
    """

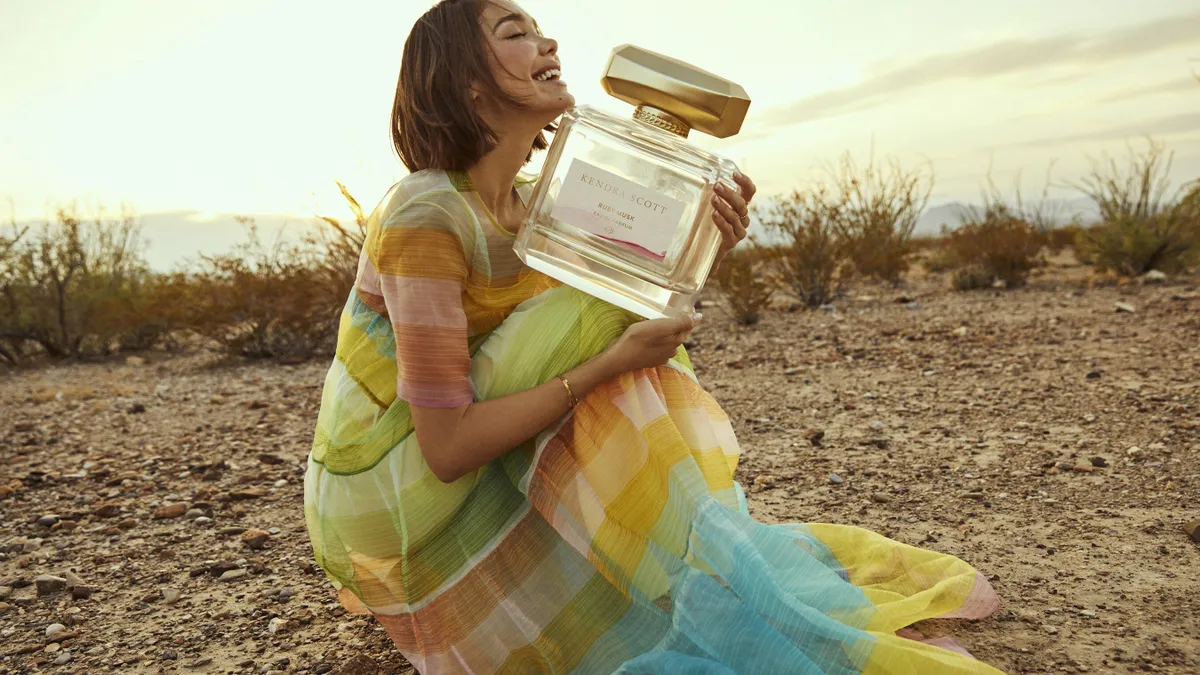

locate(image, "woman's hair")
(392, 0), (552, 172)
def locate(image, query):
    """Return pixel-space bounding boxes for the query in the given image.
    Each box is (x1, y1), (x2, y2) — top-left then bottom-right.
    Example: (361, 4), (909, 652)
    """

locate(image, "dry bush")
(951, 265), (994, 291)
(714, 245), (774, 325)
(1071, 139), (1200, 276)
(757, 187), (851, 308)
(921, 245), (958, 274)
(181, 219), (344, 361)
(947, 204), (1045, 289)
(1047, 223), (1085, 254)
(826, 150), (933, 285)
(0, 205), (165, 362)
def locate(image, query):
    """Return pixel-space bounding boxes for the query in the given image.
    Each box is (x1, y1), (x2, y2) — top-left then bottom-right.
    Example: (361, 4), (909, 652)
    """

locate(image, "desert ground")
(1, 258), (1198, 674)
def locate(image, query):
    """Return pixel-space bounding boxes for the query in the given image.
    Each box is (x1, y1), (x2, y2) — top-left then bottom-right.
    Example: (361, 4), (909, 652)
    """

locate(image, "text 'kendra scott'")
(578, 172), (671, 218)
(550, 159), (685, 260)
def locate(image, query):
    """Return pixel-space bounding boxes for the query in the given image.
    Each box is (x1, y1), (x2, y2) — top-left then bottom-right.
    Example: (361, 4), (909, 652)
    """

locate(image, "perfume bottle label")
(550, 159), (684, 261)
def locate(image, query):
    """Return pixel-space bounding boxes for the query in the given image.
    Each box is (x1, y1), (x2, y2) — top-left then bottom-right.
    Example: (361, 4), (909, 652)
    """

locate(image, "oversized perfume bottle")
(514, 45), (751, 319)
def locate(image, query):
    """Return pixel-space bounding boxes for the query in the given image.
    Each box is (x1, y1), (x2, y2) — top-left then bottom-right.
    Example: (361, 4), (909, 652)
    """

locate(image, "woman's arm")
(412, 313), (697, 483)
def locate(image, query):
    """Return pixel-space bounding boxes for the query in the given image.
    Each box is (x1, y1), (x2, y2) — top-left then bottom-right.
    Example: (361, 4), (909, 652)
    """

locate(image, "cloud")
(1017, 112), (1200, 148)
(760, 10), (1200, 128)
(1098, 76), (1200, 103)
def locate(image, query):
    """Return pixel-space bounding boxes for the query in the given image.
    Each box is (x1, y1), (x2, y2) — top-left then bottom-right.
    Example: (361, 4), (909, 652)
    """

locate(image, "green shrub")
(1072, 139), (1200, 276)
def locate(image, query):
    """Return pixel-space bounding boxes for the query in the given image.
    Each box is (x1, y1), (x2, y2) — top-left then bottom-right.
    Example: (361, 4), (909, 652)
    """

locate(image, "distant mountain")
(915, 197), (1101, 235)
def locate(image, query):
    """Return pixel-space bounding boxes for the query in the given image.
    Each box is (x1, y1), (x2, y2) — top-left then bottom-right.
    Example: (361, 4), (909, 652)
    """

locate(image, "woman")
(304, 1), (1006, 673)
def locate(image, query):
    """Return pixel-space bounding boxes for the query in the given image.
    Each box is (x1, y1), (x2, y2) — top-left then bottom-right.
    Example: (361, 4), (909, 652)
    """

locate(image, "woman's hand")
(603, 313), (700, 375)
(709, 172), (758, 274)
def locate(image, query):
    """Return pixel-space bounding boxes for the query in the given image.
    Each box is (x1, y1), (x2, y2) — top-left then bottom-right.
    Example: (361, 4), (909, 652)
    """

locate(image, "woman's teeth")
(535, 69), (561, 82)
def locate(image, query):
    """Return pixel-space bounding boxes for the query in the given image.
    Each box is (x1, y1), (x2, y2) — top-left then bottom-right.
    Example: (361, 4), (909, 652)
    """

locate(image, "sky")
(2, 0), (1199, 229)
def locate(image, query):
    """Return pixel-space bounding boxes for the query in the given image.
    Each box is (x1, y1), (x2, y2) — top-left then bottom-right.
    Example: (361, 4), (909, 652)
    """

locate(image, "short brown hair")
(391, 0), (552, 172)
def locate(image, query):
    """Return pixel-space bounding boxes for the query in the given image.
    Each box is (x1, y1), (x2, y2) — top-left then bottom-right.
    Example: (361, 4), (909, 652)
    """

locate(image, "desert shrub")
(951, 265), (994, 291)
(757, 187), (851, 308)
(946, 204), (1045, 289)
(1047, 223), (1085, 254)
(1071, 139), (1200, 275)
(826, 150), (933, 285)
(181, 219), (344, 361)
(715, 245), (774, 325)
(921, 245), (958, 274)
(0, 205), (166, 361)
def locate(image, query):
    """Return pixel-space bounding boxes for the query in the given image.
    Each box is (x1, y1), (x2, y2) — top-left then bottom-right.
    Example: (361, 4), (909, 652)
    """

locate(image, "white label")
(550, 159), (684, 261)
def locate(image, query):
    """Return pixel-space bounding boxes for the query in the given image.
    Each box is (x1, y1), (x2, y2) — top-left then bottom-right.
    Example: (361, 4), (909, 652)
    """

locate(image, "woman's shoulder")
(373, 170), (474, 232)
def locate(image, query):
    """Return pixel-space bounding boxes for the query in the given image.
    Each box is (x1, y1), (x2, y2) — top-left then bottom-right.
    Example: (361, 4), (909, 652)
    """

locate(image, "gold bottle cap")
(600, 44), (751, 139)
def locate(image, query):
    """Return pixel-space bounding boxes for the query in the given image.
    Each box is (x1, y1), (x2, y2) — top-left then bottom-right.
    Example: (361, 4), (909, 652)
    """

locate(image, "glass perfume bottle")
(514, 44), (751, 319)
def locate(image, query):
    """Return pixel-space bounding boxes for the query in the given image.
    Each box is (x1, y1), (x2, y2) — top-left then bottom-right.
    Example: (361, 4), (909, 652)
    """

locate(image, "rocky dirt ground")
(1, 261), (1198, 674)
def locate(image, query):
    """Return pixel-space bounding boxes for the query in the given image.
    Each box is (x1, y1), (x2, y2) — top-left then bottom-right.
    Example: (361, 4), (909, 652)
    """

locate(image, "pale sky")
(2, 0), (1199, 223)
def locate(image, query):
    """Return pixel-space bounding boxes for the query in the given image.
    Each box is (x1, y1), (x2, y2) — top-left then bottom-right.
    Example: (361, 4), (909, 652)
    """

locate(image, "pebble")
(805, 429), (825, 447)
(869, 421), (886, 432)
(154, 503), (188, 519)
(268, 617), (287, 633)
(45, 623), (67, 638)
(1079, 610), (1097, 618)
(128, 402), (147, 414)
(117, 518), (138, 530)
(184, 508), (206, 519)
(1114, 302), (1136, 313)
(162, 649), (178, 660)
(228, 488), (267, 501)
(1126, 446), (1143, 458)
(44, 643), (61, 653)
(36, 514), (60, 527)
(871, 493), (892, 504)
(829, 473), (844, 485)
(71, 585), (93, 600)
(162, 588), (181, 605)
(35, 575), (68, 596)
(904, 301), (921, 310)
(242, 529), (270, 550)
(1183, 520), (1200, 544)
(0, 586), (11, 600)
(53, 651), (72, 665)
(268, 527), (281, 536)
(195, 517), (213, 526)
(963, 492), (985, 501)
(219, 569), (249, 582)
(313, 665), (333, 675)
(86, 646), (105, 656)
(273, 479), (288, 488)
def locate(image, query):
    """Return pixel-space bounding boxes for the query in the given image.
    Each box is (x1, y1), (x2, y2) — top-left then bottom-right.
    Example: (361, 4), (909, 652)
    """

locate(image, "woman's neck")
(467, 131), (537, 219)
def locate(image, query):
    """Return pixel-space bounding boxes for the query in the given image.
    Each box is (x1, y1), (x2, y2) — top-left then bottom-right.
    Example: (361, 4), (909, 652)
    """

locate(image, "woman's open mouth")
(533, 67), (564, 85)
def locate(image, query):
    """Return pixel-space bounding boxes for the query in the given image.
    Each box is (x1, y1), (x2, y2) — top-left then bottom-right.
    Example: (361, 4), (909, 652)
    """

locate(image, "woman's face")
(477, 1), (573, 127)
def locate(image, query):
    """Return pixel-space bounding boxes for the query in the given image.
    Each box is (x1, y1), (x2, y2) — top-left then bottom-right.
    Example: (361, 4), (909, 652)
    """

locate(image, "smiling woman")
(301, 1), (1006, 674)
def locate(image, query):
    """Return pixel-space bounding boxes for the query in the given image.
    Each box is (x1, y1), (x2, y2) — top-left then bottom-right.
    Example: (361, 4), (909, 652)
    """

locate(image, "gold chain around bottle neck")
(633, 106), (691, 138)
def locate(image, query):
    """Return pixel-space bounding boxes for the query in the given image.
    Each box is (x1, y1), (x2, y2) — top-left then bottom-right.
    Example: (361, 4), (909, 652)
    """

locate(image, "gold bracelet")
(557, 375), (577, 409)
